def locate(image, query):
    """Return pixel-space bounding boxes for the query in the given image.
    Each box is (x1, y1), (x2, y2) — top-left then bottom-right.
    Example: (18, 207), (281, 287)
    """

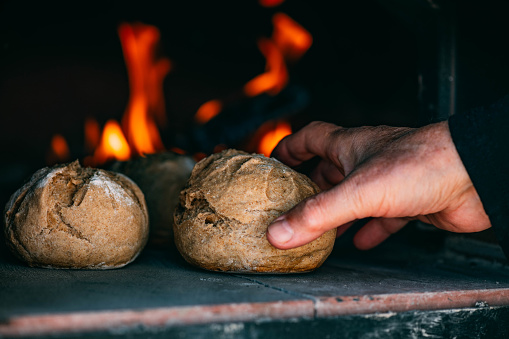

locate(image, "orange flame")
(257, 120), (292, 157)
(194, 99), (223, 124)
(73, 16), (308, 166)
(272, 13), (312, 61)
(93, 120), (131, 164)
(243, 13), (311, 97)
(259, 0), (285, 7)
(244, 38), (288, 97)
(118, 23), (170, 155)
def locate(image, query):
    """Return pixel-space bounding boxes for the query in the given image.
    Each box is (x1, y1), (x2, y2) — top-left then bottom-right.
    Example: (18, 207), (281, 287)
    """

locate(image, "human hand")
(267, 121), (491, 250)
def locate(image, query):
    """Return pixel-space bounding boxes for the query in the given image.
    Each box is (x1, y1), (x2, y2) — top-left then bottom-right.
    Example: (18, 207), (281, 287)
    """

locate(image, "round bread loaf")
(174, 149), (336, 273)
(4, 161), (149, 269)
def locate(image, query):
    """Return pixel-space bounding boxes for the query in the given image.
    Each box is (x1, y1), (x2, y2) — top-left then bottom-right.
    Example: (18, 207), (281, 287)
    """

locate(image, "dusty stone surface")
(174, 149), (336, 273)
(4, 161), (149, 269)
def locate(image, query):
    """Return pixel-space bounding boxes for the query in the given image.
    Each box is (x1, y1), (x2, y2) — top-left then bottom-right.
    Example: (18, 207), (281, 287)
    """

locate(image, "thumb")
(267, 181), (363, 249)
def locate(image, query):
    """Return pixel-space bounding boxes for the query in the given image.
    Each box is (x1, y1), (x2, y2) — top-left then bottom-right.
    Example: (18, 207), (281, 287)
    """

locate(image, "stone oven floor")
(1, 225), (509, 338)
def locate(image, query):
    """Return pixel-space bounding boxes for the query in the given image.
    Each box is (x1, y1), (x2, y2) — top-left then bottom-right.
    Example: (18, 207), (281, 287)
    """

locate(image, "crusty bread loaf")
(174, 149), (336, 273)
(110, 152), (195, 241)
(4, 161), (149, 269)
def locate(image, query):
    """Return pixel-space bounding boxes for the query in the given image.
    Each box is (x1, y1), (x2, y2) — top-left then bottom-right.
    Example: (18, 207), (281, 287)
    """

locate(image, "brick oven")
(1, 0), (508, 337)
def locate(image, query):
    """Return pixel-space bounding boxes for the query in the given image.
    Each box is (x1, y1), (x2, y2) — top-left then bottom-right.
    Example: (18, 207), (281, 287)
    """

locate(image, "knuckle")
(307, 121), (326, 129)
(308, 121), (338, 135)
(299, 195), (327, 233)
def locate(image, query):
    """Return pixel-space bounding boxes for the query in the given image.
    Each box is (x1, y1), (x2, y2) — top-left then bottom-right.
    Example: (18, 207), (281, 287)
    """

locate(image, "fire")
(272, 13), (312, 61)
(259, 0), (285, 7)
(257, 120), (292, 157)
(49, 14), (309, 166)
(243, 13), (311, 97)
(47, 134), (70, 164)
(118, 23), (170, 155)
(244, 38), (288, 97)
(82, 23), (171, 166)
(84, 117), (101, 154)
(244, 12), (309, 156)
(194, 99), (223, 124)
(93, 120), (131, 164)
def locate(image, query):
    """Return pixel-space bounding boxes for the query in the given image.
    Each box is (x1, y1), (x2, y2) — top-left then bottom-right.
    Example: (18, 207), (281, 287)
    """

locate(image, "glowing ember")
(170, 147), (186, 155)
(257, 120), (292, 157)
(244, 38), (288, 97)
(194, 99), (223, 124)
(259, 0), (285, 7)
(93, 120), (131, 164)
(48, 134), (70, 164)
(272, 13), (312, 61)
(118, 23), (170, 155)
(84, 117), (101, 154)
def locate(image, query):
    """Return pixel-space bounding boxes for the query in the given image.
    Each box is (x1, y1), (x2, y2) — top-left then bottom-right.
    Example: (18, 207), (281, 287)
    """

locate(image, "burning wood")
(47, 6), (313, 167)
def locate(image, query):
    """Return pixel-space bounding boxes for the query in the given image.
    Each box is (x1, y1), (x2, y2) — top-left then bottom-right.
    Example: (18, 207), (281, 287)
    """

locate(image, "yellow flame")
(93, 120), (131, 164)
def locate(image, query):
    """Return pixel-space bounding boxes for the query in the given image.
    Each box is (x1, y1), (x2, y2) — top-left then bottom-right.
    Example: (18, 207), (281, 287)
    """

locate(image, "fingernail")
(267, 217), (293, 244)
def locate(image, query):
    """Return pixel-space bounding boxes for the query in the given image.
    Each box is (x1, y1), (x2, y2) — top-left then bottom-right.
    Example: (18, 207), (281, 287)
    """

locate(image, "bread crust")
(4, 161), (149, 269)
(110, 152), (195, 240)
(174, 149), (336, 273)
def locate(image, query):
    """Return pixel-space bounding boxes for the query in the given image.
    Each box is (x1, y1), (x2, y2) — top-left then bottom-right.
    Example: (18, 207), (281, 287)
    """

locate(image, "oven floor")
(1, 226), (509, 338)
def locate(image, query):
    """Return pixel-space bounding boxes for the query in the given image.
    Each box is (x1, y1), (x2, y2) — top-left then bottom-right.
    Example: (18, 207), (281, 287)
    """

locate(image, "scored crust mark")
(102, 171), (145, 210)
(173, 149), (336, 274)
(70, 179), (90, 208)
(181, 193), (236, 231)
(4, 166), (54, 233)
(265, 166), (296, 202)
(54, 206), (92, 243)
(4, 160), (149, 269)
(204, 214), (217, 225)
(45, 164), (95, 243)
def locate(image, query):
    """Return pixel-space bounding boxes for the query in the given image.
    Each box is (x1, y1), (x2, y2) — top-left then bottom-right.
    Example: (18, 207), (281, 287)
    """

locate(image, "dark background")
(1, 0), (509, 213)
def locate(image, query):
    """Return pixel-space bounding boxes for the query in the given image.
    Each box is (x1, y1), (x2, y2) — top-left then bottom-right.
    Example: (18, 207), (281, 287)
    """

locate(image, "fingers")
(353, 217), (409, 250)
(267, 121), (419, 250)
(267, 183), (361, 249)
(272, 122), (413, 177)
(336, 221), (354, 238)
(271, 121), (345, 169)
(310, 160), (345, 190)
